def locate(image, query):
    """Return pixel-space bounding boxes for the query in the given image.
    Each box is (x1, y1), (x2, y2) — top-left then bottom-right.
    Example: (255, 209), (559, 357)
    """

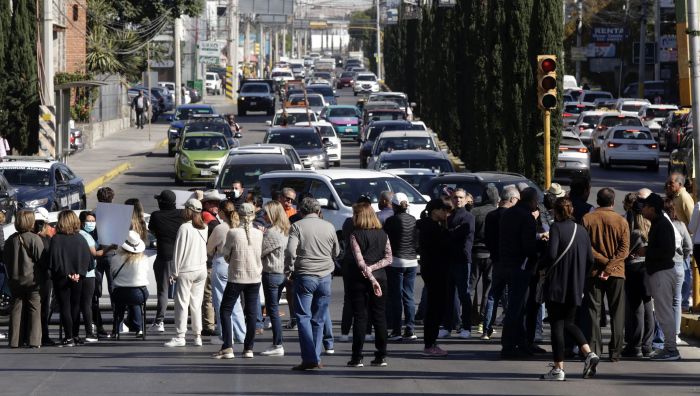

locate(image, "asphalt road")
(7, 87), (699, 395)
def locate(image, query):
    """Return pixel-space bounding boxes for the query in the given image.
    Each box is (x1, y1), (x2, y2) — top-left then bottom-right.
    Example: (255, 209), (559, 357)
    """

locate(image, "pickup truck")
(237, 79), (276, 116)
(205, 72), (222, 95)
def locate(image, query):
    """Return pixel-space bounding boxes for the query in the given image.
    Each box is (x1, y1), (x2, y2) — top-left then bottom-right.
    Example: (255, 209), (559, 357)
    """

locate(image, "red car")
(337, 71), (355, 88)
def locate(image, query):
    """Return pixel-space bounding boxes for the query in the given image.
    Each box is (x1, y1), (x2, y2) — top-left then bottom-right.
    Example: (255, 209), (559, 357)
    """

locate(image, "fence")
(90, 75), (128, 123)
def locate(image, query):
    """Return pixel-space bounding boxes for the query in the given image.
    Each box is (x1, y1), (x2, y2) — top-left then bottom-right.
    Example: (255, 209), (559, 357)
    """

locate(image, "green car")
(174, 132), (230, 185)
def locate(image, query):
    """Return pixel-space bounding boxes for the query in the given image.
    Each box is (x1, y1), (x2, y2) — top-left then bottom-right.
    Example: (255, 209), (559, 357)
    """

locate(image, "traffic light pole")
(544, 110), (552, 190)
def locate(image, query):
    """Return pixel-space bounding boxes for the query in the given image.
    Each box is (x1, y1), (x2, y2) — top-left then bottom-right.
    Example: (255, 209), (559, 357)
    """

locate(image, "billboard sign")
(592, 26), (626, 42)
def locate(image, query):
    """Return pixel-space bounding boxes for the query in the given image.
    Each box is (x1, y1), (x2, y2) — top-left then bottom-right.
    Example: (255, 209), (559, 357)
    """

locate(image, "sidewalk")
(67, 123), (169, 195)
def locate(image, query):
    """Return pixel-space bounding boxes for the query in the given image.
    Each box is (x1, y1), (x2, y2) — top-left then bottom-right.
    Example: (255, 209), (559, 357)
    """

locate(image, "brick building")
(53, 0), (87, 73)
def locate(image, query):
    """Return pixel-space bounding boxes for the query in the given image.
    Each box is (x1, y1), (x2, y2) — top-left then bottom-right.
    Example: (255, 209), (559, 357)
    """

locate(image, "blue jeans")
(674, 260), (685, 335)
(386, 266), (417, 334)
(262, 272), (285, 346)
(220, 282), (260, 351)
(501, 266), (532, 351)
(294, 274), (332, 365)
(483, 267), (508, 334)
(445, 263), (471, 331)
(211, 256), (246, 343)
(112, 287), (148, 330)
(324, 304), (334, 350)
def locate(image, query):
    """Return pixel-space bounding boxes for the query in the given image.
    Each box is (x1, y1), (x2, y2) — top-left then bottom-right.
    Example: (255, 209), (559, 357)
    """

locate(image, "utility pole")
(376, 0), (382, 80)
(282, 27), (287, 58)
(228, 0), (239, 101)
(575, 0), (582, 83)
(42, 0), (54, 107)
(654, 0), (661, 80)
(244, 18), (250, 67)
(638, 0), (648, 99)
(259, 24), (265, 78)
(175, 16), (183, 106)
(687, 0), (700, 310)
(676, 0), (691, 105)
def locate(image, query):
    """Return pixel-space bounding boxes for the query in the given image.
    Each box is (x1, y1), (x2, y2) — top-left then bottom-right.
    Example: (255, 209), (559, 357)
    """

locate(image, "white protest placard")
(95, 203), (134, 246)
(172, 190), (197, 209)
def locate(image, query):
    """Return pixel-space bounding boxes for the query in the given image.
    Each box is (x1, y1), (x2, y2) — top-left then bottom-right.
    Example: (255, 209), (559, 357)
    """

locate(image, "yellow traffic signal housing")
(537, 55), (557, 110)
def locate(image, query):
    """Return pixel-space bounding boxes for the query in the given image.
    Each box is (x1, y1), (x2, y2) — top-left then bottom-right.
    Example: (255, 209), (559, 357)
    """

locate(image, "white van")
(563, 75), (578, 90)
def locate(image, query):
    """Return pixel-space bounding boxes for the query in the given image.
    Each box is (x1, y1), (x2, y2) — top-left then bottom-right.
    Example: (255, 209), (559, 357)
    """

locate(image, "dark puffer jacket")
(384, 212), (418, 260)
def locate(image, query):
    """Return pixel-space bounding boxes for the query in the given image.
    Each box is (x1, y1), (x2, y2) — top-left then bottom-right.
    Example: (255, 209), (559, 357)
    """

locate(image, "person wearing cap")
(213, 203), (264, 359)
(416, 198), (451, 357)
(640, 193), (681, 360)
(148, 190), (185, 333)
(285, 197), (340, 371)
(32, 208), (56, 346)
(582, 188), (629, 362)
(482, 186), (520, 340)
(384, 192), (418, 342)
(200, 190), (224, 337)
(201, 190), (223, 227)
(165, 198), (208, 348)
(110, 231), (150, 337)
(376, 191), (394, 225)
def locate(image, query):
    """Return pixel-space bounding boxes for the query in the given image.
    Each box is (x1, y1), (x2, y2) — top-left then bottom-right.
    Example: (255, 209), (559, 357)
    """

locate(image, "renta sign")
(592, 26), (626, 42)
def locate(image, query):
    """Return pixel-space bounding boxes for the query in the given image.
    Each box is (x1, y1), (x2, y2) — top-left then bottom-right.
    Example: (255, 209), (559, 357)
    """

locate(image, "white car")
(599, 126), (659, 171)
(158, 81), (176, 102)
(257, 169), (428, 232)
(615, 98), (651, 116)
(578, 90), (613, 105)
(205, 72), (222, 95)
(569, 110), (606, 146)
(353, 73), (380, 96)
(368, 92), (416, 120)
(590, 112), (645, 161)
(271, 68), (294, 83)
(367, 130), (439, 169)
(298, 121), (342, 166)
(639, 104), (678, 142)
(266, 108), (319, 128)
(286, 93), (327, 114)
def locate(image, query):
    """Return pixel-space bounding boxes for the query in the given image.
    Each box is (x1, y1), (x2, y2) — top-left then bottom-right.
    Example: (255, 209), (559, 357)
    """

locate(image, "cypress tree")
(5, 0), (39, 154)
(0, 0), (10, 131)
(487, 0), (508, 171)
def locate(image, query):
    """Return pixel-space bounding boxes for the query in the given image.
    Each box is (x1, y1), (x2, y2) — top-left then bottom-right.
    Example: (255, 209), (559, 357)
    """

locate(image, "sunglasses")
(283, 196), (295, 202)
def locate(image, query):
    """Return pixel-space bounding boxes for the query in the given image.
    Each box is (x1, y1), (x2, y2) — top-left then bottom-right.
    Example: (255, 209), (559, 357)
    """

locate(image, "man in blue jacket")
(440, 188), (476, 339)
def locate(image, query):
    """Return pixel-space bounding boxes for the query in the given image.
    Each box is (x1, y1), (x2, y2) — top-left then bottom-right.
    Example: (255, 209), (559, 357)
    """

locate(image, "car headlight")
(168, 128), (178, 134)
(24, 198), (48, 208)
(239, 97), (245, 101)
(309, 154), (325, 161)
(179, 155), (192, 167)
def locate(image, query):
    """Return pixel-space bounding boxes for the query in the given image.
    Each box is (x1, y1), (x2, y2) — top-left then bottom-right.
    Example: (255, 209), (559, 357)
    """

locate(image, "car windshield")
(331, 177), (426, 206)
(219, 164), (290, 189)
(182, 136), (228, 151)
(267, 132), (322, 148)
(621, 104), (646, 112)
(376, 97), (408, 108)
(183, 123), (231, 136)
(307, 86), (334, 97)
(374, 137), (436, 154)
(380, 159), (452, 172)
(329, 108), (359, 117)
(601, 116), (642, 127)
(612, 130), (652, 140)
(582, 93), (611, 101)
(274, 113), (316, 125)
(393, 173), (438, 193)
(341, 72), (354, 78)
(0, 168), (51, 186)
(206, 75), (215, 80)
(175, 107), (214, 120)
(560, 137), (582, 147)
(357, 75), (376, 82)
(304, 96), (324, 106)
(581, 116), (599, 127)
(316, 126), (336, 137)
(272, 71), (292, 78)
(241, 84), (269, 93)
(315, 73), (331, 79)
(367, 111), (404, 121)
(366, 123), (414, 140)
(645, 108), (675, 118)
(564, 105), (591, 115)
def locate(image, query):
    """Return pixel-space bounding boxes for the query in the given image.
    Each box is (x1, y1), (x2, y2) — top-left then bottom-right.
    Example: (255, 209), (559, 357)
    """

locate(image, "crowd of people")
(0, 173), (697, 379)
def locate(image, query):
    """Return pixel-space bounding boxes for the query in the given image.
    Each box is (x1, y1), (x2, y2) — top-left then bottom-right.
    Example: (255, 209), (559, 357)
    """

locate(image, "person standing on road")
(345, 202), (392, 368)
(4, 211), (44, 348)
(33, 209), (56, 346)
(482, 187), (520, 340)
(93, 187), (117, 338)
(582, 188), (629, 362)
(384, 193), (419, 342)
(539, 197), (600, 381)
(639, 193), (682, 361)
(442, 188), (476, 339)
(48, 211), (93, 347)
(149, 190), (185, 333)
(165, 199), (208, 348)
(376, 191), (394, 225)
(200, 191), (224, 337)
(131, 91), (149, 129)
(417, 199), (451, 357)
(663, 198), (691, 340)
(124, 198), (148, 242)
(285, 197), (340, 371)
(213, 203), (263, 359)
(498, 187), (539, 359)
(665, 173), (694, 314)
(259, 201), (290, 357)
(207, 201), (246, 346)
(569, 177), (594, 224)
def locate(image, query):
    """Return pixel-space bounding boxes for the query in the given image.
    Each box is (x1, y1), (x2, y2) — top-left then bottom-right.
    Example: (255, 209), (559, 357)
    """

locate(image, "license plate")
(200, 170), (212, 176)
(345, 128), (353, 132)
(627, 145), (638, 150)
(250, 101), (257, 106)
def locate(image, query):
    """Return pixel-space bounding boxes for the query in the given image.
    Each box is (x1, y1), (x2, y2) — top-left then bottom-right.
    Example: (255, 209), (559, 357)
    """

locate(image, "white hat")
(391, 192), (410, 206)
(547, 183), (566, 198)
(34, 207), (50, 222)
(202, 190), (225, 202)
(185, 198), (203, 213)
(121, 230), (145, 254)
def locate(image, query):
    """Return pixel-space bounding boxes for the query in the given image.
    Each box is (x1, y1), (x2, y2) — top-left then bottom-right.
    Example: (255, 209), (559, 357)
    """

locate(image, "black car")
(237, 79), (276, 116)
(423, 172), (543, 205)
(0, 157), (85, 213)
(359, 120), (416, 168)
(214, 153), (297, 194)
(264, 127), (331, 169)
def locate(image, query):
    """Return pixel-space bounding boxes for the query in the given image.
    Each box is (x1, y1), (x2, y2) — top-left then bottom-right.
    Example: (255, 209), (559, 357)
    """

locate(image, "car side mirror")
(410, 102), (417, 108)
(234, 132), (242, 139)
(266, 121), (272, 126)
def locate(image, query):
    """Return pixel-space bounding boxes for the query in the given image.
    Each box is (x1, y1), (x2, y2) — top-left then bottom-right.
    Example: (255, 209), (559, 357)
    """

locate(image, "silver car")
(555, 131), (590, 181)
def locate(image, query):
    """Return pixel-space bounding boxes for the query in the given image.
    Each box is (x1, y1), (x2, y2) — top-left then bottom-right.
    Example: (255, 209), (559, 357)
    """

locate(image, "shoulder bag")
(535, 223), (577, 304)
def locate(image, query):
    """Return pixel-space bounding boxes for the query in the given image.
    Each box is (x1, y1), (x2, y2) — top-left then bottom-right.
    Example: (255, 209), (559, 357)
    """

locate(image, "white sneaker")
(438, 329), (450, 339)
(211, 337), (224, 345)
(323, 349), (335, 355)
(264, 317), (272, 329)
(540, 366), (566, 381)
(458, 329), (471, 339)
(164, 337), (186, 347)
(242, 350), (254, 358)
(149, 322), (165, 333)
(0, 332), (6, 340)
(194, 336), (203, 347)
(260, 345), (285, 356)
(119, 323), (130, 334)
(339, 334), (350, 342)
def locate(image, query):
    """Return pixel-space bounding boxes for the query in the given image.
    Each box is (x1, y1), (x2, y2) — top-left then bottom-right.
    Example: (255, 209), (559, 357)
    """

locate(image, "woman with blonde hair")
(212, 203), (263, 359)
(125, 198), (148, 242)
(259, 200), (290, 356)
(165, 199), (208, 348)
(207, 200), (246, 345)
(110, 230), (149, 337)
(345, 202), (392, 368)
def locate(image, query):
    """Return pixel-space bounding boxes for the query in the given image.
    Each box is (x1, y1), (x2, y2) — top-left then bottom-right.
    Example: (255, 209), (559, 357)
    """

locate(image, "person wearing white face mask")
(78, 211), (117, 342)
(228, 180), (247, 209)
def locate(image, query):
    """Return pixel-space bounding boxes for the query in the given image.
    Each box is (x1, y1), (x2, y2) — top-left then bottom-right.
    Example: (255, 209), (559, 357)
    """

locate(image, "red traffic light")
(541, 58), (556, 73)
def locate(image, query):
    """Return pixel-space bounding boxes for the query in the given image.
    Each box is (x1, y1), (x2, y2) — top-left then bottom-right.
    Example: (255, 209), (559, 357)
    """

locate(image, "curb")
(84, 137), (168, 194)
(681, 315), (700, 338)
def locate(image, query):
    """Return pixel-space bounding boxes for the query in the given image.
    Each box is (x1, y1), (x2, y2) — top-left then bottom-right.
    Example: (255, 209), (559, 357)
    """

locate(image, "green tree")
(5, 0), (40, 154)
(0, 0), (11, 130)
